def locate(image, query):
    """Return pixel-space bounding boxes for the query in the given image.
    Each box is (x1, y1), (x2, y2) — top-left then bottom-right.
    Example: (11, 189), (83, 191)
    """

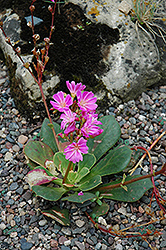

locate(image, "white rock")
(0, 223), (6, 230)
(75, 219), (85, 228)
(10, 231), (18, 238)
(18, 135), (28, 144)
(4, 152), (13, 161)
(64, 240), (71, 246)
(98, 216), (107, 226)
(138, 115), (146, 122)
(39, 220), (47, 226)
(117, 207), (127, 216)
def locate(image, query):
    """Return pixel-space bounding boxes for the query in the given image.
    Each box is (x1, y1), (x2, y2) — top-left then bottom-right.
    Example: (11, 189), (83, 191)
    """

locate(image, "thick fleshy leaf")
(75, 167), (90, 183)
(53, 152), (73, 177)
(32, 185), (67, 201)
(27, 168), (57, 187)
(90, 203), (109, 218)
(31, 166), (63, 186)
(78, 175), (102, 191)
(42, 206), (70, 226)
(40, 118), (63, 153)
(78, 153), (96, 172)
(87, 115), (121, 161)
(62, 192), (96, 203)
(24, 141), (54, 167)
(90, 145), (132, 177)
(100, 176), (153, 202)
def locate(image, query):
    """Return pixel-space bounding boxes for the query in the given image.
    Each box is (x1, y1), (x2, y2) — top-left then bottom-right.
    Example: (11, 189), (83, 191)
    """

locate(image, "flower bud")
(32, 34), (40, 41)
(31, 48), (37, 56)
(36, 49), (40, 56)
(27, 21), (32, 28)
(51, 26), (55, 32)
(45, 56), (49, 63)
(29, 5), (35, 12)
(44, 37), (50, 44)
(0, 21), (3, 27)
(16, 46), (21, 54)
(48, 5), (53, 12)
(41, 48), (46, 55)
(23, 62), (30, 69)
(5, 37), (11, 44)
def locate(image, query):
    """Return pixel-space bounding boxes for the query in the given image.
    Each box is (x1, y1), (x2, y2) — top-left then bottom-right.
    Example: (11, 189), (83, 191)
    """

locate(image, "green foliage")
(42, 206), (70, 226)
(100, 175), (153, 202)
(24, 115), (154, 225)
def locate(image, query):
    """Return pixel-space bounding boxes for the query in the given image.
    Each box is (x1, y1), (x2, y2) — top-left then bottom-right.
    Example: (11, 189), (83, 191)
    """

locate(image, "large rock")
(70, 0), (166, 100)
(0, 0), (166, 118)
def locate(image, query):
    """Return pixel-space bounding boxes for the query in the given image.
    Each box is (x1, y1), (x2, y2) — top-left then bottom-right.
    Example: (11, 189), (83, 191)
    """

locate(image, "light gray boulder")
(0, 0), (166, 117)
(70, 0), (166, 101)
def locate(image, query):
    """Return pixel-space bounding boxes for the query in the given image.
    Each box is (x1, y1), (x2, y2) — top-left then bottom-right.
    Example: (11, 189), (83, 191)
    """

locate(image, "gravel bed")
(0, 61), (166, 250)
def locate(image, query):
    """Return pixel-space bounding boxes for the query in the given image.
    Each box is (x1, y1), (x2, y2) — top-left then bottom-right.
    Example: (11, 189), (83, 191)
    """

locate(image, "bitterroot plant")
(0, 0), (166, 248)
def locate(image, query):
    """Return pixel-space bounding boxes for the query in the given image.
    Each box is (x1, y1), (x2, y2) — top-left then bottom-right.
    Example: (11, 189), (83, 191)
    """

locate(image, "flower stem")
(129, 131), (166, 175)
(38, 84), (60, 151)
(98, 163), (166, 192)
(63, 161), (72, 185)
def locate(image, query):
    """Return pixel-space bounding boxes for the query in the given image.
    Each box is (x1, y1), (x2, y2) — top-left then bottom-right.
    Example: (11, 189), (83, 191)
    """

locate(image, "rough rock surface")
(70, 0), (166, 100)
(0, 0), (166, 117)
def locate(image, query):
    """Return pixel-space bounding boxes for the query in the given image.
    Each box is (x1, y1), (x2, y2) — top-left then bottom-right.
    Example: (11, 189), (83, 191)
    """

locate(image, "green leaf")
(100, 176), (153, 202)
(32, 185), (67, 201)
(90, 145), (132, 177)
(27, 168), (57, 187)
(78, 175), (102, 191)
(87, 115), (121, 161)
(24, 141), (54, 167)
(78, 153), (96, 172)
(53, 152), (73, 177)
(62, 192), (96, 203)
(40, 118), (63, 153)
(32, 166), (63, 186)
(42, 206), (70, 226)
(90, 203), (109, 218)
(75, 167), (90, 183)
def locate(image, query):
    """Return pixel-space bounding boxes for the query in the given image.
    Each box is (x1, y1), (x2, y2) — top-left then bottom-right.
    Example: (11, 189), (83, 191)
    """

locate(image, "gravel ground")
(0, 61), (166, 250)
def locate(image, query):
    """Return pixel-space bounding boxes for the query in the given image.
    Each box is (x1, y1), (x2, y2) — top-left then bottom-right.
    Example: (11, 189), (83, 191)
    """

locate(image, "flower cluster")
(50, 81), (103, 163)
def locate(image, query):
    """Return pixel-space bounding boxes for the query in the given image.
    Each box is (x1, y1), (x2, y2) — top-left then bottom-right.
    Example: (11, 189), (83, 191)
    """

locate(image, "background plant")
(130, 0), (166, 60)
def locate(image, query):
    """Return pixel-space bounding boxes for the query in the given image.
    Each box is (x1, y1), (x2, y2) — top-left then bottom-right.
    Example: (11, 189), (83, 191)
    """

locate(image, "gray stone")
(9, 182), (19, 191)
(0, 1), (166, 116)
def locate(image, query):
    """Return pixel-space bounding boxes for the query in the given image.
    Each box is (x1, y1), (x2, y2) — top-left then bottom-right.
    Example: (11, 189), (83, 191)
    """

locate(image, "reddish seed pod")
(16, 47), (21, 54)
(48, 5), (53, 12)
(23, 62), (30, 69)
(45, 56), (49, 63)
(44, 37), (50, 44)
(41, 48), (46, 55)
(29, 5), (35, 12)
(32, 34), (40, 41)
(5, 37), (11, 44)
(27, 21), (32, 28)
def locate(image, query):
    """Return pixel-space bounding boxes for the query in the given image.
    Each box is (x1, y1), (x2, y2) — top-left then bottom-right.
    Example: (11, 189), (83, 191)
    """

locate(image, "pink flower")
(66, 81), (86, 98)
(60, 109), (77, 130)
(81, 116), (103, 138)
(50, 91), (73, 112)
(64, 121), (76, 136)
(77, 91), (98, 111)
(78, 191), (84, 196)
(64, 137), (88, 163)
